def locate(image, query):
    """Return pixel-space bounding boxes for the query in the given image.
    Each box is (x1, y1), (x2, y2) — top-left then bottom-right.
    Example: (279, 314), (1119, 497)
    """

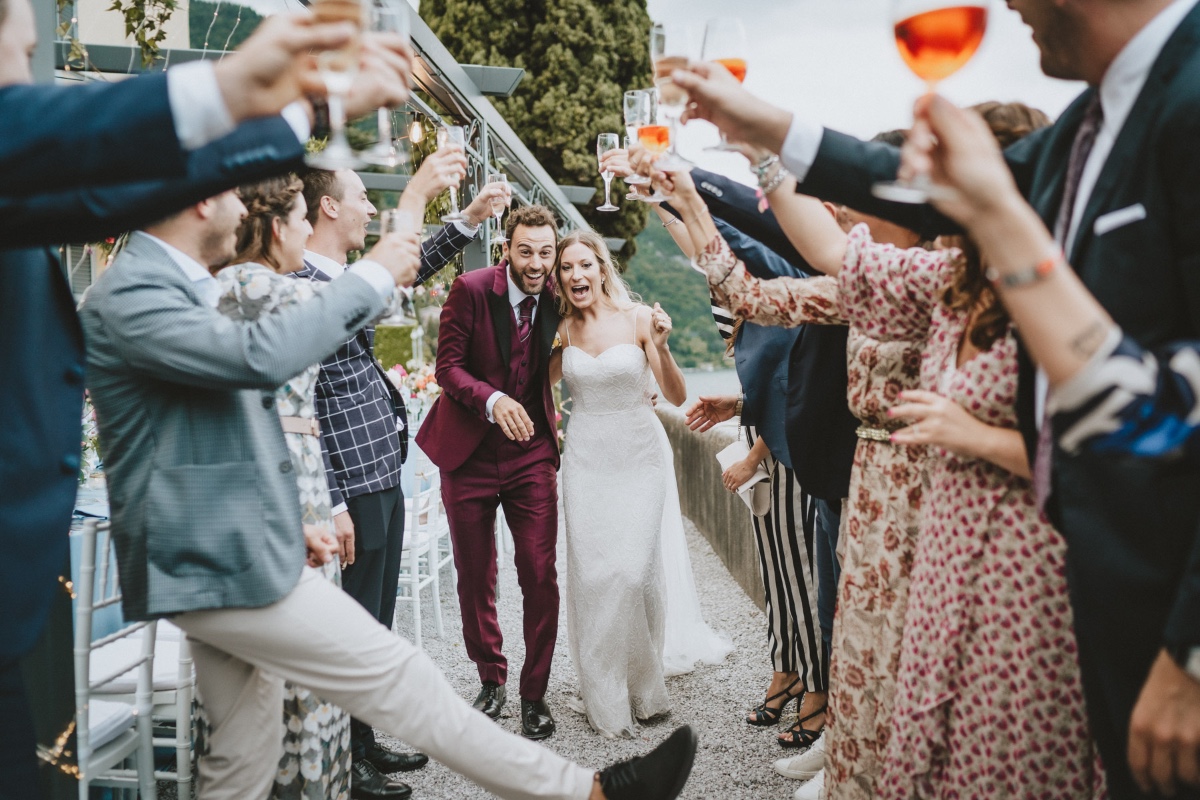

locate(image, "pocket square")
(1094, 203), (1147, 236)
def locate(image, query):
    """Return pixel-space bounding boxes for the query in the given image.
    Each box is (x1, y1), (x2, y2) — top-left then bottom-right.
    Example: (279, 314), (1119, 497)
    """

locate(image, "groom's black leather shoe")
(520, 698), (556, 740)
(351, 760), (412, 799)
(472, 681), (506, 719)
(364, 743), (429, 773)
(599, 725), (698, 800)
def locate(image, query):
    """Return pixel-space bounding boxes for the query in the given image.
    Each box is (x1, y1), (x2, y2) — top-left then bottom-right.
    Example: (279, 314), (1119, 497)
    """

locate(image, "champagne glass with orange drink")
(872, 0), (988, 203)
(624, 90), (655, 186)
(701, 18), (747, 152)
(306, 0), (367, 170)
(650, 21), (701, 171)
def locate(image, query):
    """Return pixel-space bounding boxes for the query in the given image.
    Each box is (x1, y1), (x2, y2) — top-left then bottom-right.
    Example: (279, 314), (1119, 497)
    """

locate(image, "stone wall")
(657, 408), (765, 612)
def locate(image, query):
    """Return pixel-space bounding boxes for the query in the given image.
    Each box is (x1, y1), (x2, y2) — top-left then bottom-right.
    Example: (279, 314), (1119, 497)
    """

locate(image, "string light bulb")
(409, 120), (424, 144)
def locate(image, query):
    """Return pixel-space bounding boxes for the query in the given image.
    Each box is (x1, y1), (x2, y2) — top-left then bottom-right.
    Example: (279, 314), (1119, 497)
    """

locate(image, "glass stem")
(604, 176), (613, 206)
(376, 107), (393, 150)
(449, 187), (460, 214)
(329, 92), (348, 148)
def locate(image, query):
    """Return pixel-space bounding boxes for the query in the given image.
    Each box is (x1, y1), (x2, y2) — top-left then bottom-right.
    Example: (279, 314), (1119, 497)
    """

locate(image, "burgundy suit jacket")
(416, 262), (560, 473)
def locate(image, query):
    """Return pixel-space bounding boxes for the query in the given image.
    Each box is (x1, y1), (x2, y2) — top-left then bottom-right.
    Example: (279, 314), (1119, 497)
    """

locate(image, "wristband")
(663, 216), (681, 228)
(986, 247), (1062, 289)
(735, 396), (744, 418)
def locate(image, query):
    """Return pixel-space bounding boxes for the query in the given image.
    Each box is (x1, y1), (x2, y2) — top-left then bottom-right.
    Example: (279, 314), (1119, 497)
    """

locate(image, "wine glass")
(624, 134), (645, 201)
(872, 0), (989, 203)
(636, 103), (672, 202)
(437, 126), (467, 223)
(596, 133), (620, 212)
(376, 209), (417, 326)
(487, 172), (510, 243)
(701, 18), (747, 152)
(650, 21), (701, 171)
(623, 89), (655, 186)
(361, 0), (412, 168)
(306, 0), (366, 170)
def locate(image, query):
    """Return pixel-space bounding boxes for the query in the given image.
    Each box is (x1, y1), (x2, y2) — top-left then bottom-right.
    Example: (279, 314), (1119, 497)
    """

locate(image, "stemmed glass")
(361, 0), (411, 168)
(650, 21), (701, 171)
(623, 89), (654, 187)
(624, 134), (645, 202)
(872, 0), (989, 202)
(306, 0), (366, 170)
(437, 126), (467, 223)
(701, 18), (747, 152)
(636, 103), (672, 202)
(487, 172), (510, 242)
(596, 133), (620, 212)
(376, 209), (417, 326)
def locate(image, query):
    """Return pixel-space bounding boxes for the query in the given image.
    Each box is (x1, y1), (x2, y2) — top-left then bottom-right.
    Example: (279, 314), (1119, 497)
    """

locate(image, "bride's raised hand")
(649, 302), (673, 348)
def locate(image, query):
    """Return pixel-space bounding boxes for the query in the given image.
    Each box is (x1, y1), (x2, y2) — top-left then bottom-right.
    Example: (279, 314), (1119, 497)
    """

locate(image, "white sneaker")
(773, 732), (825, 780)
(792, 768), (826, 800)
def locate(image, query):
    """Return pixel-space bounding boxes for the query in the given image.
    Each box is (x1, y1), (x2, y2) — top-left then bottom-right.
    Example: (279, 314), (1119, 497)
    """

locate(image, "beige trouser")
(174, 568), (595, 800)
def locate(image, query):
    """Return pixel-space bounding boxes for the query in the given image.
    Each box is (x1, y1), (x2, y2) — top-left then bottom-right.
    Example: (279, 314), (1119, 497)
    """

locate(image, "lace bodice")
(563, 344), (654, 416)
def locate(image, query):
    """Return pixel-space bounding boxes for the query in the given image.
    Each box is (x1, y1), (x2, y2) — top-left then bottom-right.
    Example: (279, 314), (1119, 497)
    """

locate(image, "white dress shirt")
(301, 249), (398, 300)
(484, 267), (541, 422)
(135, 231), (222, 307)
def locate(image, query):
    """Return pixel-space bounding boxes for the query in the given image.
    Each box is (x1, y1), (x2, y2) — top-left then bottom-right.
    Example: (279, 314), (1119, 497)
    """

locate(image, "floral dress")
(703, 241), (926, 799)
(831, 226), (1103, 799)
(215, 262), (352, 800)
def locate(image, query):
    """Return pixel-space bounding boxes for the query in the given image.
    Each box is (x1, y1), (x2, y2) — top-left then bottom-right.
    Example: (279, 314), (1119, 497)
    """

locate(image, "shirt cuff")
(485, 391), (506, 423)
(167, 61), (236, 151)
(347, 260), (396, 300)
(779, 117), (826, 183)
(454, 220), (481, 238)
(331, 502), (348, 517)
(280, 101), (312, 145)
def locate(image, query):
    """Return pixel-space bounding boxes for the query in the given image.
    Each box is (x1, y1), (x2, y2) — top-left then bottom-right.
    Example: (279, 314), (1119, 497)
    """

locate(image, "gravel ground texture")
(378, 512), (807, 800)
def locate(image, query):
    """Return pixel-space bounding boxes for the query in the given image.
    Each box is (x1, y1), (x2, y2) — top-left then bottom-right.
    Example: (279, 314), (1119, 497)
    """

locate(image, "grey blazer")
(80, 235), (389, 620)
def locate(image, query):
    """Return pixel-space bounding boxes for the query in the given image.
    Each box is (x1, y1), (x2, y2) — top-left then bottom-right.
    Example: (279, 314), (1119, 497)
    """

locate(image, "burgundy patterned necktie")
(1035, 94), (1104, 512)
(517, 296), (536, 342)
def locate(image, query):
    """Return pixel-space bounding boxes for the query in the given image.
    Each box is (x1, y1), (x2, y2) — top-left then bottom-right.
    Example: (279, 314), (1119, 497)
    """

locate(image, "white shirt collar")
(506, 264), (539, 309)
(134, 231), (220, 306)
(303, 249), (346, 279)
(1098, 0), (1198, 132)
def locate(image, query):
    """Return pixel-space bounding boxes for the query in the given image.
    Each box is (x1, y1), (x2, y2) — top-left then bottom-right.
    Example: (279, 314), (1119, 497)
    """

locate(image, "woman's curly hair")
(234, 175), (305, 273)
(943, 102), (1052, 352)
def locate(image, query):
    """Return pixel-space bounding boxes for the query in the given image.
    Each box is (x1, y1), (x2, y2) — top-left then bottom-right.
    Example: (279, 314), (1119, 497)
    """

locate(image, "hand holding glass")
(650, 21), (701, 171)
(623, 90), (655, 185)
(377, 209), (417, 326)
(437, 126), (466, 223)
(487, 173), (511, 243)
(306, 0), (366, 170)
(361, 0), (412, 168)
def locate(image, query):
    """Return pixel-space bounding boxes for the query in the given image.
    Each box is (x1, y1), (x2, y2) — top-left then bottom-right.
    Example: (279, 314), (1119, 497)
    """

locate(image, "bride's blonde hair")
(554, 230), (641, 318)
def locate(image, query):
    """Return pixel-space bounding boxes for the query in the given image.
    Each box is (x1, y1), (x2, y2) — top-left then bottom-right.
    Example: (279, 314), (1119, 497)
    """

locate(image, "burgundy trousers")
(441, 430), (559, 701)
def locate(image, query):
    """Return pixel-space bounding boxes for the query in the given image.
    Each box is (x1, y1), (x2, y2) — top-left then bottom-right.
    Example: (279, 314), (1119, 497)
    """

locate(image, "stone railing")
(657, 407), (765, 612)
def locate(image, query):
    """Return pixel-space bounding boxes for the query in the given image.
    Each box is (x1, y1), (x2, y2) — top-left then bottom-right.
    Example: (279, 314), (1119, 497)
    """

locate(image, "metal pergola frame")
(49, 3), (592, 271)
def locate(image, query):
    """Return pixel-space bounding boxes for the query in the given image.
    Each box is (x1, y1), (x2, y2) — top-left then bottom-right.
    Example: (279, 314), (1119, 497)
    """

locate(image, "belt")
(855, 425), (896, 442)
(280, 416), (320, 437)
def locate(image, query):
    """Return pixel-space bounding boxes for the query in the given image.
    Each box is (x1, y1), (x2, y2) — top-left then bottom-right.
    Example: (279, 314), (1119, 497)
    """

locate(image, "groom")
(416, 204), (561, 740)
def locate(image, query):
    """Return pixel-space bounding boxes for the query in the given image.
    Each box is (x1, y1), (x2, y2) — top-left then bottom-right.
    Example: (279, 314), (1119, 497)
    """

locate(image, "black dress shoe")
(351, 760), (412, 799)
(472, 681), (506, 719)
(364, 743), (429, 774)
(520, 698), (556, 740)
(599, 725), (698, 800)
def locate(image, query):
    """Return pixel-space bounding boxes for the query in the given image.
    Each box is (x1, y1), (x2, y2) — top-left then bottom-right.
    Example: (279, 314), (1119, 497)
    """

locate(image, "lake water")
(680, 367), (741, 405)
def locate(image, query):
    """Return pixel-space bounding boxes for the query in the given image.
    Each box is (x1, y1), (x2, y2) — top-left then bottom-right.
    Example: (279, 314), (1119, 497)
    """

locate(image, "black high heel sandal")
(777, 703), (826, 748)
(745, 677), (803, 727)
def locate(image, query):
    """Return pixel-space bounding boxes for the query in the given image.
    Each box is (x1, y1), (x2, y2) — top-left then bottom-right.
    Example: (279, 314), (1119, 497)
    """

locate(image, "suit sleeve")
(0, 78), (187, 197)
(96, 268), (388, 391)
(319, 429), (347, 512)
(433, 278), (501, 418)
(0, 117), (306, 248)
(713, 217), (813, 280)
(413, 223), (474, 287)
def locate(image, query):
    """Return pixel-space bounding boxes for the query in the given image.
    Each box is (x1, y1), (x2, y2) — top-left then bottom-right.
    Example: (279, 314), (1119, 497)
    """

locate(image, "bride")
(549, 230), (732, 738)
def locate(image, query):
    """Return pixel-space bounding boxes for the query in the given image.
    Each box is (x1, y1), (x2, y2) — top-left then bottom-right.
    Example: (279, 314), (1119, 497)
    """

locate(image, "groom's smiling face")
(504, 224), (557, 296)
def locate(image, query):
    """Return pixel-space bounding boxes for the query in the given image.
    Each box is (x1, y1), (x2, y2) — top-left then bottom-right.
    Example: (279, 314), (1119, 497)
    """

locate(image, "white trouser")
(174, 568), (595, 800)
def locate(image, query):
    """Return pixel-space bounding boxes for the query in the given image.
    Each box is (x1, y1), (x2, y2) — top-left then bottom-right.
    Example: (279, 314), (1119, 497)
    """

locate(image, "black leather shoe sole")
(367, 751), (429, 773)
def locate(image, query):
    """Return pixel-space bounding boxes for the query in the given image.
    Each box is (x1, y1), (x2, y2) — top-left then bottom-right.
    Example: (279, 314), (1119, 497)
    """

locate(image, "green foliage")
(622, 221), (728, 369)
(108, 0), (177, 67)
(420, 0), (653, 258)
(375, 325), (417, 370)
(189, 0), (262, 51)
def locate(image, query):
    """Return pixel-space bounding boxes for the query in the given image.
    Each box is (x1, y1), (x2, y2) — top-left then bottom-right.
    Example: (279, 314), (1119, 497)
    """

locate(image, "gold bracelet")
(735, 396), (743, 418)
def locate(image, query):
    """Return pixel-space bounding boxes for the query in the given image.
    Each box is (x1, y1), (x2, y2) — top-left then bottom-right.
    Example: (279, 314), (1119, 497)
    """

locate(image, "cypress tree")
(421, 0), (653, 260)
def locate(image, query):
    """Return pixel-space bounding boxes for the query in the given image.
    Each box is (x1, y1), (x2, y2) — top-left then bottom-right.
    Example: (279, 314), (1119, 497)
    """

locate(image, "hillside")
(621, 221), (728, 369)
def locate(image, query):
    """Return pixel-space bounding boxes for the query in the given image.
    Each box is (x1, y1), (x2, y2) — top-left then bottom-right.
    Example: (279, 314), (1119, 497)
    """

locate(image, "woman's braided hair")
(234, 175), (304, 273)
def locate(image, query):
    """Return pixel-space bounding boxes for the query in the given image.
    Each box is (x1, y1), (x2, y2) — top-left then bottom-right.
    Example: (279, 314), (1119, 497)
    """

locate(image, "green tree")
(420, 0), (653, 258)
(189, 0), (261, 51)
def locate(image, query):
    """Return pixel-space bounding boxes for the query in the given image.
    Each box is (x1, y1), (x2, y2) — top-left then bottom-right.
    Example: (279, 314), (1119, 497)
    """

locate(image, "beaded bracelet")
(760, 166), (791, 195)
(752, 154), (779, 180)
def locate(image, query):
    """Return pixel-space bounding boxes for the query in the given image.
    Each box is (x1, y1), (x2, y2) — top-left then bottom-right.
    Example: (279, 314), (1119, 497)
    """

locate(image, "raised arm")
(640, 304), (687, 407)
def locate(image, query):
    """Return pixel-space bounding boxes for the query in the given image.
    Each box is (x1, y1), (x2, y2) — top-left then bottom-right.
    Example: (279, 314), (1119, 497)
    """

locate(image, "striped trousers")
(745, 427), (826, 690)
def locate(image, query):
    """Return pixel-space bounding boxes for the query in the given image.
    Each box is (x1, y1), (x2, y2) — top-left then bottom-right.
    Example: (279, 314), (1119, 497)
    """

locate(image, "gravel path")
(380, 513), (804, 800)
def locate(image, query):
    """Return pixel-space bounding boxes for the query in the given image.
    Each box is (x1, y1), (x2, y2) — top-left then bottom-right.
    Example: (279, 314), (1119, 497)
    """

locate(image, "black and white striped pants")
(744, 427), (825, 690)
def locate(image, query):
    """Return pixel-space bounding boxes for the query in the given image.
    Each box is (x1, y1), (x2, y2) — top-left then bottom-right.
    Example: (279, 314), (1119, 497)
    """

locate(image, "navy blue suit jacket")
(673, 170), (858, 501)
(0, 114), (304, 662)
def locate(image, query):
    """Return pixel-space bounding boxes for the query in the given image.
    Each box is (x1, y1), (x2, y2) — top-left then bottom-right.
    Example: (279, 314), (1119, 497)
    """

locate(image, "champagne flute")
(701, 18), (748, 152)
(872, 0), (989, 203)
(376, 209), (417, 326)
(650, 21), (701, 172)
(623, 89), (655, 186)
(636, 107), (672, 202)
(306, 0), (366, 170)
(624, 134), (645, 201)
(361, 0), (411, 168)
(596, 133), (620, 212)
(487, 172), (510, 243)
(437, 126), (467, 223)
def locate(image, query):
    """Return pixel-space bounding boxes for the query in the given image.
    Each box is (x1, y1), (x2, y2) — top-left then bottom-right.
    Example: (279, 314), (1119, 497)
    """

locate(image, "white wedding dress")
(560, 319), (732, 739)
